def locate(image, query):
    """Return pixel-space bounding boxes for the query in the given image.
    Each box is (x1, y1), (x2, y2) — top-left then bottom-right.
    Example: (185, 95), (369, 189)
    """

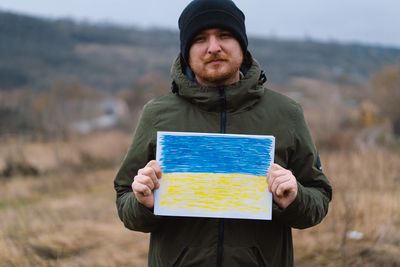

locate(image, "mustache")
(204, 55), (229, 63)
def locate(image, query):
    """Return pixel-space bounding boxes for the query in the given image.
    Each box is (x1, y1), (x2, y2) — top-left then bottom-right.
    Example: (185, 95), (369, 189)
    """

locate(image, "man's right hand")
(132, 160), (162, 209)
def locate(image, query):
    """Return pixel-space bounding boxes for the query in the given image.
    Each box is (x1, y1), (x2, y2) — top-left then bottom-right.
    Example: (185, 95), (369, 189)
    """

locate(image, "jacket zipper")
(217, 86), (226, 267)
(218, 87), (227, 134)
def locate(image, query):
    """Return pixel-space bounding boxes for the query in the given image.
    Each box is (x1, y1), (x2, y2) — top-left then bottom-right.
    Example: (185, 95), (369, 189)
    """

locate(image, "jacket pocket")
(224, 246), (267, 267)
(171, 246), (216, 267)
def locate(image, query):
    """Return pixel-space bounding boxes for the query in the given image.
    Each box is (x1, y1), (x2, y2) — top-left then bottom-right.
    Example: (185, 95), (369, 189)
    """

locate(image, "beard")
(190, 54), (243, 86)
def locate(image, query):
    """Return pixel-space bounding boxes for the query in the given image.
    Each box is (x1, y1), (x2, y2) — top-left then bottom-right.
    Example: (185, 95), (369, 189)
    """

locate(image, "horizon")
(1, 0), (400, 49)
(1, 7), (399, 50)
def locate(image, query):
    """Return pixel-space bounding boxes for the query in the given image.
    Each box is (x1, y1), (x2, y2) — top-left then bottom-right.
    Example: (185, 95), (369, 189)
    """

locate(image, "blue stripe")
(159, 134), (273, 176)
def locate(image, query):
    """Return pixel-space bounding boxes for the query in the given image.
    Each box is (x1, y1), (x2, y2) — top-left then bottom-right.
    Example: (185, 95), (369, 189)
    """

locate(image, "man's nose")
(207, 36), (222, 54)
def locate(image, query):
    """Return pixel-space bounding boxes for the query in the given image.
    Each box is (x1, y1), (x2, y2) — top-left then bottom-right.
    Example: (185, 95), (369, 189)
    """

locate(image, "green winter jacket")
(114, 55), (332, 267)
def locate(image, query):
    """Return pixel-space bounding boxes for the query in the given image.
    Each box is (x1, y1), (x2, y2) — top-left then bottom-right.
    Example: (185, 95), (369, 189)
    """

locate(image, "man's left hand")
(267, 163), (298, 209)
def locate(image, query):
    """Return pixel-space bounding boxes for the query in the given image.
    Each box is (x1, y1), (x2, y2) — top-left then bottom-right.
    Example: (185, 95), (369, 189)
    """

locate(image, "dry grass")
(0, 131), (149, 267)
(0, 168), (149, 267)
(0, 130), (132, 175)
(1, 130), (399, 266)
(294, 147), (400, 266)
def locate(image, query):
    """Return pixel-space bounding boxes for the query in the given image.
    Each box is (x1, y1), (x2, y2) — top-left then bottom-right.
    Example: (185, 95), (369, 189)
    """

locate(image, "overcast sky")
(1, 0), (399, 48)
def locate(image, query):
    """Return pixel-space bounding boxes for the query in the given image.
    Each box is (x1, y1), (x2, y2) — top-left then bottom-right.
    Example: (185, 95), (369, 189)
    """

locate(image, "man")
(114, 0), (332, 266)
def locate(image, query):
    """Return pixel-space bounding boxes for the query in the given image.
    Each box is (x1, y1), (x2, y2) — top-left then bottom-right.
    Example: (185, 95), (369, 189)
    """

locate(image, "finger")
(267, 164), (283, 184)
(132, 182), (152, 197)
(134, 174), (155, 190)
(270, 176), (291, 195)
(275, 182), (290, 198)
(268, 163), (282, 173)
(267, 169), (289, 187)
(146, 160), (162, 179)
(276, 180), (297, 197)
(266, 172), (272, 188)
(270, 163), (286, 171)
(270, 169), (289, 179)
(138, 167), (160, 189)
(267, 165), (277, 184)
(267, 175), (277, 192)
(267, 175), (276, 192)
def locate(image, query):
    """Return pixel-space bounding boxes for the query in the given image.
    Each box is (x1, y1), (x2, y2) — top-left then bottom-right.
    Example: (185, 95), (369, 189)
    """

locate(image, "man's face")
(188, 28), (243, 87)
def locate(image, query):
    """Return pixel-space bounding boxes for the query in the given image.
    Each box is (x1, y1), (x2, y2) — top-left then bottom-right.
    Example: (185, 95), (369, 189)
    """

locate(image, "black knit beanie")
(178, 0), (248, 64)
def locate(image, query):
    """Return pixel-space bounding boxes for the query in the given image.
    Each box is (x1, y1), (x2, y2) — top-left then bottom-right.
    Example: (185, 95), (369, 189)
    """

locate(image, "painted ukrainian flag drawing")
(155, 131), (275, 220)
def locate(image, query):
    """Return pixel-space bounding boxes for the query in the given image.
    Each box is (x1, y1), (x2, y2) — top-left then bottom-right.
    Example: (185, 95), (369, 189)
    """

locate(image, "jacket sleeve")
(114, 102), (162, 233)
(274, 103), (332, 229)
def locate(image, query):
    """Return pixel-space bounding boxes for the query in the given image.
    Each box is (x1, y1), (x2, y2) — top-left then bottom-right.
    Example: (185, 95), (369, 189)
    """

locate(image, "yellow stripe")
(158, 173), (270, 215)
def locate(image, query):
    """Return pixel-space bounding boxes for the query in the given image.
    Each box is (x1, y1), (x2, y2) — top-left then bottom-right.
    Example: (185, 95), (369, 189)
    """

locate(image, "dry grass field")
(294, 148), (400, 266)
(1, 130), (399, 266)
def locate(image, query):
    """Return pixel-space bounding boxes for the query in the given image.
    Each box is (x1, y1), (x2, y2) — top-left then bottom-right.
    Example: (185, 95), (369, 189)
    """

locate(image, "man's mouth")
(206, 58), (226, 64)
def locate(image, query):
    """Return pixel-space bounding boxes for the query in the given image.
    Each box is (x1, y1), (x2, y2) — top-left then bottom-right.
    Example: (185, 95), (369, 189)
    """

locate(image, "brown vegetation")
(294, 148), (400, 266)
(1, 131), (399, 266)
(371, 64), (400, 135)
(1, 61), (399, 266)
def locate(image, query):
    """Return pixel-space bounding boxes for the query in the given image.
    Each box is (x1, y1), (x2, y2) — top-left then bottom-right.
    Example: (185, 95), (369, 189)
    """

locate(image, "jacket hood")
(170, 55), (265, 113)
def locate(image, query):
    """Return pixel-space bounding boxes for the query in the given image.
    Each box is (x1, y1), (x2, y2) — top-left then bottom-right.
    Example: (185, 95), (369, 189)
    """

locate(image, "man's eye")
(193, 36), (206, 43)
(220, 33), (233, 39)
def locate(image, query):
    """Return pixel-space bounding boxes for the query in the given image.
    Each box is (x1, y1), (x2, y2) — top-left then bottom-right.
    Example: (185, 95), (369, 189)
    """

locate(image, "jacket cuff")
(282, 182), (303, 214)
(273, 182), (305, 223)
(124, 193), (162, 232)
(132, 194), (160, 220)
(275, 182), (330, 229)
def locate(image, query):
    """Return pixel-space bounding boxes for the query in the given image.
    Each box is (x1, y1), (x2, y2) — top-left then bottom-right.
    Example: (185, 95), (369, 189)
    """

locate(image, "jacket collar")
(170, 55), (265, 113)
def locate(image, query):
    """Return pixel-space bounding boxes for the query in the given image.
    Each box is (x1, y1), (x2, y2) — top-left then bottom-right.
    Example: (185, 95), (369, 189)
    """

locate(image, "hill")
(1, 10), (400, 91)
